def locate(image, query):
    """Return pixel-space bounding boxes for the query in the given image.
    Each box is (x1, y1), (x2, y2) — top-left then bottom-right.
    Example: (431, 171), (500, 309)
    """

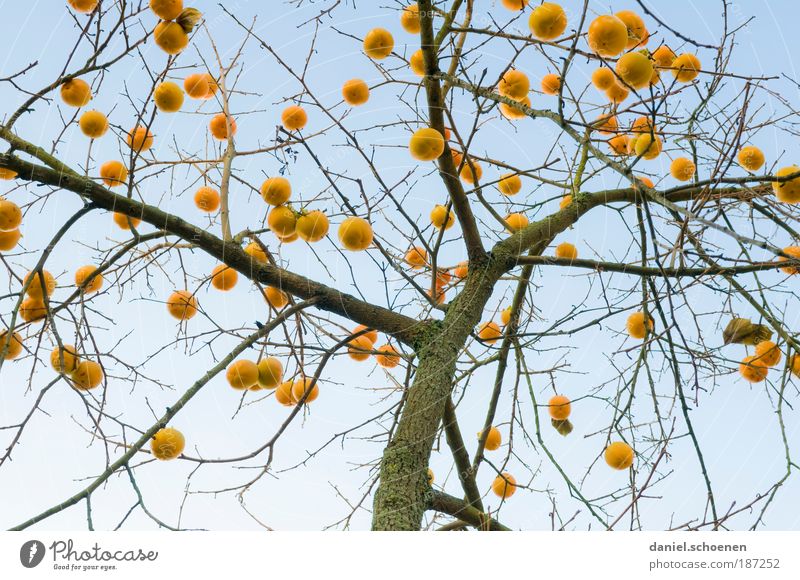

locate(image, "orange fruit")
(275, 380), (296, 406)
(454, 261), (468, 279)
(608, 135), (629, 155)
(632, 133), (662, 160)
(605, 82), (629, 104)
(670, 157), (696, 181)
(626, 311), (654, 339)
(210, 264), (238, 291)
(555, 242), (577, 260)
(50, 344), (79, 373)
(348, 335), (374, 361)
(0, 199), (22, 232)
(772, 166), (800, 203)
(68, 0), (99, 13)
(405, 246), (428, 269)
(502, 0), (528, 8)
(342, 79), (370, 105)
(150, 427), (185, 460)
(354, 325), (378, 344)
(498, 173), (522, 196)
(209, 113), (237, 140)
(256, 357), (283, 389)
(591, 67), (616, 91)
(127, 126), (154, 152)
(528, 2), (567, 41)
(605, 441), (634, 470)
(60, 78), (92, 107)
(540, 73), (561, 95)
(0, 168), (17, 180)
(263, 286), (289, 309)
(281, 105), (308, 131)
(291, 377), (319, 404)
(498, 70), (530, 100)
(153, 21), (188, 54)
(226, 359), (259, 389)
(791, 354), (800, 378)
(499, 96), (531, 120)
(477, 321), (502, 344)
(375, 344), (401, 368)
(166, 290), (198, 320)
(500, 307), (512, 326)
(296, 210), (330, 242)
(75, 265), (103, 294)
(737, 146), (765, 172)
(652, 45), (676, 68)
(739, 355), (768, 383)
(70, 360), (103, 390)
(671, 53), (701, 82)
(338, 217), (373, 251)
(478, 426), (502, 451)
(113, 212), (140, 230)
(409, 128), (445, 161)
(1, 331), (23, 360)
(754, 341), (781, 367)
(399, 4), (420, 33)
(460, 160), (483, 184)
(0, 229), (21, 252)
(491, 472), (517, 498)
(79, 110), (108, 138)
(268, 206), (297, 237)
(615, 10), (648, 48)
(504, 212), (529, 232)
(100, 161), (128, 187)
(149, 0), (183, 20)
(260, 177), (292, 206)
(184, 73), (217, 99)
(778, 246), (800, 275)
(559, 194), (573, 209)
(409, 49), (426, 77)
(548, 395), (571, 420)
(430, 205), (455, 230)
(615, 51), (653, 89)
(154, 81), (184, 112)
(194, 186), (220, 212)
(24, 270), (56, 299)
(593, 114), (618, 135)
(587, 15), (628, 57)
(363, 28), (394, 59)
(20, 298), (47, 322)
(244, 241), (268, 264)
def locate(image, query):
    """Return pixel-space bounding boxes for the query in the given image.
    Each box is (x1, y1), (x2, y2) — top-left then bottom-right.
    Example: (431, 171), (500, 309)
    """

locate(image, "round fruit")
(754, 341), (781, 367)
(194, 186), (220, 212)
(548, 395), (571, 420)
(348, 335), (374, 361)
(559, 195), (573, 209)
(209, 113), (237, 140)
(226, 360), (258, 389)
(292, 377), (319, 404)
(354, 325), (378, 344)
(454, 262), (468, 279)
(281, 105), (308, 131)
(100, 161), (128, 187)
(608, 135), (629, 155)
(127, 126), (154, 151)
(491, 472), (517, 499)
(739, 356), (768, 383)
(540, 73), (561, 95)
(150, 427), (185, 460)
(257, 357), (283, 389)
(737, 146), (765, 172)
(166, 290), (198, 320)
(615, 52), (653, 89)
(409, 128), (445, 161)
(633, 133), (662, 160)
(60, 78), (92, 107)
(0, 199), (22, 232)
(0, 331), (23, 360)
(153, 21), (188, 55)
(363, 28), (394, 60)
(779, 246), (800, 275)
(409, 49), (426, 77)
(591, 67), (615, 91)
(605, 441), (634, 470)
(626, 311), (654, 339)
(502, 0), (528, 8)
(184, 73), (216, 99)
(78, 110), (108, 138)
(68, 0), (99, 13)
(555, 242), (578, 260)
(0, 168), (17, 180)
(405, 246), (427, 269)
(113, 212), (140, 230)
(154, 81), (184, 112)
(338, 217), (373, 251)
(605, 82), (629, 104)
(263, 286), (289, 309)
(75, 265), (103, 294)
(268, 206), (297, 237)
(587, 15), (628, 57)
(671, 53), (701, 82)
(479, 426), (502, 451)
(504, 212), (529, 232)
(430, 205), (455, 230)
(460, 160), (483, 184)
(499, 96), (531, 120)
(498, 70), (530, 100)
(792, 354), (800, 379)
(275, 380), (296, 406)
(244, 241), (268, 264)
(20, 298), (47, 323)
(150, 0), (183, 20)
(210, 264), (238, 291)
(400, 4), (420, 33)
(296, 211), (330, 242)
(652, 45), (676, 68)
(498, 173), (522, 196)
(0, 229), (21, 252)
(500, 307), (512, 326)
(50, 344), (79, 373)
(427, 468), (435, 485)
(594, 114), (618, 135)
(342, 79), (370, 106)
(24, 270), (56, 299)
(615, 10), (648, 48)
(772, 166), (800, 203)
(478, 321), (502, 345)
(71, 360), (103, 390)
(670, 157), (696, 181)
(528, 2), (567, 41)
(375, 344), (401, 368)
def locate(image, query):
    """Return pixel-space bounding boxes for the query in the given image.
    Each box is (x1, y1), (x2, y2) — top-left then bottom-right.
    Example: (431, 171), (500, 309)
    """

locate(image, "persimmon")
(498, 173), (522, 196)
(154, 21), (188, 54)
(75, 265), (103, 294)
(60, 78), (92, 107)
(427, 287), (446, 305)
(608, 135), (630, 155)
(593, 114), (618, 135)
(209, 113), (237, 140)
(268, 206), (297, 237)
(739, 355), (768, 383)
(604, 441), (634, 470)
(150, 427), (185, 460)
(427, 468), (434, 485)
(405, 246), (427, 269)
(478, 426), (502, 451)
(615, 51), (653, 89)
(226, 359), (259, 389)
(504, 212), (529, 232)
(454, 261), (468, 279)
(633, 133), (662, 160)
(587, 15), (628, 57)
(772, 166), (800, 203)
(194, 186), (220, 212)
(630, 116), (656, 134)
(548, 395), (571, 420)
(559, 194), (573, 209)
(50, 344), (79, 373)
(737, 146), (765, 172)
(0, 229), (21, 251)
(342, 79), (370, 105)
(243, 241), (267, 264)
(68, 0), (98, 13)
(127, 126), (154, 152)
(670, 157), (696, 182)
(260, 177), (292, 206)
(460, 160), (483, 184)
(263, 286), (289, 309)
(20, 298), (47, 322)
(435, 269), (451, 290)
(499, 96), (531, 120)
(409, 128), (445, 161)
(78, 110), (108, 138)
(354, 325), (378, 344)
(24, 270), (56, 299)
(281, 105), (307, 131)
(652, 45), (676, 68)
(605, 82), (629, 104)
(498, 70), (530, 100)
(626, 311), (654, 339)
(210, 264), (238, 291)
(0, 199), (22, 232)
(338, 217), (373, 251)
(615, 10), (648, 48)
(754, 341), (782, 367)
(113, 212), (140, 230)
(184, 73), (216, 99)
(363, 28), (394, 59)
(70, 360), (103, 390)
(257, 357), (283, 389)
(478, 321), (503, 344)
(1, 331), (23, 360)
(502, 0), (528, 9)
(792, 354), (800, 378)
(540, 73), (561, 95)
(671, 53), (701, 82)
(375, 344), (401, 368)
(296, 210), (330, 242)
(100, 161), (128, 187)
(0, 168), (17, 180)
(348, 335), (373, 361)
(555, 242), (577, 260)
(591, 67), (615, 91)
(635, 176), (654, 189)
(150, 0), (183, 20)
(430, 205), (455, 230)
(491, 472), (517, 499)
(400, 4), (420, 33)
(292, 377), (319, 404)
(277, 231), (299, 244)
(528, 2), (567, 41)
(166, 290), (198, 320)
(275, 380), (296, 406)
(409, 49), (426, 77)
(779, 246), (800, 275)
(154, 81), (184, 112)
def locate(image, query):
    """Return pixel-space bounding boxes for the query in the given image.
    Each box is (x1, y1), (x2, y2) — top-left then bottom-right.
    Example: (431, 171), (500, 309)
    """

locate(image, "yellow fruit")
(427, 468), (435, 485)
(1, 331), (23, 360)
(498, 173), (522, 196)
(348, 335), (374, 361)
(71, 360), (103, 390)
(478, 321), (503, 345)
(528, 2), (567, 41)
(260, 177), (292, 206)
(555, 242), (577, 260)
(375, 344), (401, 368)
(78, 110), (108, 138)
(499, 96), (531, 120)
(460, 160), (483, 184)
(772, 166), (800, 203)
(559, 194), (573, 209)
(504, 212), (529, 232)
(608, 135), (629, 155)
(605, 441), (634, 470)
(400, 4), (420, 33)
(670, 157), (696, 182)
(100, 161), (128, 187)
(75, 265), (103, 294)
(633, 133), (662, 160)
(491, 472), (517, 499)
(737, 146), (765, 172)
(630, 116), (656, 134)
(498, 70), (530, 100)
(267, 206), (297, 237)
(0, 199), (22, 232)
(0, 229), (21, 251)
(24, 270), (56, 299)
(275, 380), (296, 406)
(150, 427), (185, 460)
(500, 307), (512, 326)
(166, 290), (198, 320)
(405, 246), (427, 269)
(354, 325), (378, 344)
(68, 0), (98, 13)
(292, 377), (319, 404)
(430, 205), (455, 230)
(615, 10), (648, 49)
(548, 395), (571, 420)
(626, 311), (654, 339)
(263, 286), (289, 309)
(256, 357), (283, 389)
(409, 49), (426, 77)
(409, 128), (445, 161)
(296, 210), (330, 242)
(150, 0), (183, 20)
(281, 105), (307, 131)
(209, 113), (237, 140)
(739, 355), (768, 383)
(154, 81), (184, 112)
(540, 73), (561, 95)
(50, 344), (79, 373)
(502, 0), (528, 9)
(754, 341), (781, 367)
(591, 67), (615, 91)
(338, 217), (373, 251)
(671, 53), (701, 82)
(605, 82), (629, 104)
(792, 354), (800, 378)
(184, 73), (217, 99)
(60, 78), (92, 107)
(113, 212), (140, 230)
(478, 426), (502, 451)
(587, 15), (628, 57)
(226, 359), (259, 389)
(210, 264), (238, 291)
(244, 241), (268, 264)
(194, 186), (220, 212)
(779, 246), (800, 275)
(20, 298), (47, 322)
(342, 79), (370, 105)
(154, 21), (189, 55)
(652, 45), (676, 68)
(593, 114), (618, 135)
(127, 126), (154, 152)
(363, 28), (394, 59)
(615, 51), (653, 89)
(0, 168), (17, 180)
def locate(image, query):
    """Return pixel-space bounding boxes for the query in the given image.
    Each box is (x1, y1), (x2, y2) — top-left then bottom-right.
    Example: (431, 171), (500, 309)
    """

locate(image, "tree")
(1, 0), (799, 532)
